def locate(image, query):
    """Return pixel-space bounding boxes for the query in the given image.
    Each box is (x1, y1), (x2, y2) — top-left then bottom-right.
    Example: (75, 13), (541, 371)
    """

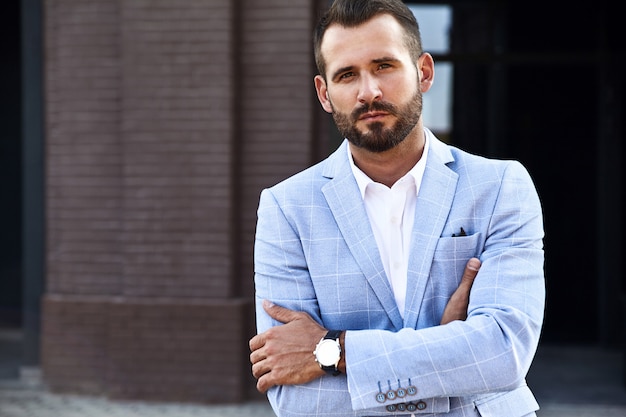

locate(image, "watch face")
(316, 339), (341, 366)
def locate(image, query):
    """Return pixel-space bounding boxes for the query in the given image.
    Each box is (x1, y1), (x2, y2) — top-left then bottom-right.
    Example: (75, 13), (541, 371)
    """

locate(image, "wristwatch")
(313, 330), (342, 376)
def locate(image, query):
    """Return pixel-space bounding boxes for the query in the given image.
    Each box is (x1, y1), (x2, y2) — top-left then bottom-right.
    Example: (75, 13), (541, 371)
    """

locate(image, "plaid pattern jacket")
(254, 129), (545, 417)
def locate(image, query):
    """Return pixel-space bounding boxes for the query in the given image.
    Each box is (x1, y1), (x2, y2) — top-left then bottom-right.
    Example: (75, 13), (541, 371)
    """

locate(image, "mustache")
(351, 101), (398, 120)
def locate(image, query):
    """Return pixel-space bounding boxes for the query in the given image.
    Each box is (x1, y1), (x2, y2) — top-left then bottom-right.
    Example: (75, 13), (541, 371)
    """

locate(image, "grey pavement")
(0, 388), (276, 417)
(1, 327), (625, 416)
(527, 344), (626, 416)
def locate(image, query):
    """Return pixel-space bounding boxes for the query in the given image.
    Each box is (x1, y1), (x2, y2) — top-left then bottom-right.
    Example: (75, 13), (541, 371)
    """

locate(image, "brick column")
(42, 0), (253, 403)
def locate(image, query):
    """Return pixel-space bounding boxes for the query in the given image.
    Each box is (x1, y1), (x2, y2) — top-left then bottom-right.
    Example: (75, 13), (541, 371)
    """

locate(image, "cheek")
(327, 88), (356, 114)
(387, 73), (419, 100)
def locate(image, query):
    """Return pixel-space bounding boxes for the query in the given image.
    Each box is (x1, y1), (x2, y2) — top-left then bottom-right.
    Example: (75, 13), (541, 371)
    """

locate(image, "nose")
(357, 74), (382, 104)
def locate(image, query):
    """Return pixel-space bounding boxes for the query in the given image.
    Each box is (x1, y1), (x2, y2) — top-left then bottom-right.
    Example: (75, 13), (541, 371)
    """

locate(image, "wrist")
(337, 330), (346, 373)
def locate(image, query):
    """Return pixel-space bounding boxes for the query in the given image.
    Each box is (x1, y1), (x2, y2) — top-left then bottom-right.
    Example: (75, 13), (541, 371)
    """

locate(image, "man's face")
(315, 14), (427, 153)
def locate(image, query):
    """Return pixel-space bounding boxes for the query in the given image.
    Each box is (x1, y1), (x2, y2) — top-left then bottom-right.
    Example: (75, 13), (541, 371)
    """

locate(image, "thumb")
(263, 299), (300, 324)
(459, 257), (481, 288)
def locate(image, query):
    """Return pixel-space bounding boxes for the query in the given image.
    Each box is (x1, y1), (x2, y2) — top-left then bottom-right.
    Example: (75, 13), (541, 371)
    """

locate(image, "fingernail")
(263, 299), (275, 308)
(468, 258), (481, 271)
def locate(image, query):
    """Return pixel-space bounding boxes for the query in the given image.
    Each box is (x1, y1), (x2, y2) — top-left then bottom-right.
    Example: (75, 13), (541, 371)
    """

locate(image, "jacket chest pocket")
(433, 232), (482, 259)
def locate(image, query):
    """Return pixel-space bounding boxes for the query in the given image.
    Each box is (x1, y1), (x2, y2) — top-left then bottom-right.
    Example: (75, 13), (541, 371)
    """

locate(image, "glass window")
(408, 4), (453, 136)
(408, 5), (451, 54)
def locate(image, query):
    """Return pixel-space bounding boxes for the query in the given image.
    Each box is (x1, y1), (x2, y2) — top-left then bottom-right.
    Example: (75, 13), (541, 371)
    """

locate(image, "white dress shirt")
(348, 136), (429, 318)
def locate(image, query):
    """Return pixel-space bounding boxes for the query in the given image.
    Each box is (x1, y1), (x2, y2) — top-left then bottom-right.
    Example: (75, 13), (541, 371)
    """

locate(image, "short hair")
(313, 0), (423, 80)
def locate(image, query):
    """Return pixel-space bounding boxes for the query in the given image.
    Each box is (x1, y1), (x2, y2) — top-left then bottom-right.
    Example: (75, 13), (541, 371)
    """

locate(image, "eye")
(377, 63), (392, 70)
(339, 71), (355, 80)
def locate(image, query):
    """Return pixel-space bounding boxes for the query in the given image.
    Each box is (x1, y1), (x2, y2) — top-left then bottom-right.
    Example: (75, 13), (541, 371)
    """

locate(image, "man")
(249, 0), (545, 416)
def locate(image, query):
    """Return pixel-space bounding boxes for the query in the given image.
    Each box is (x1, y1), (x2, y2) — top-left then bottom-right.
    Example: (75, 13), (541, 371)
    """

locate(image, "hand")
(249, 300), (327, 393)
(440, 257), (481, 324)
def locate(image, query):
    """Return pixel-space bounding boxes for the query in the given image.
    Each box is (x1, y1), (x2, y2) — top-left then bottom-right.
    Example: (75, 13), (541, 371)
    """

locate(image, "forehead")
(321, 14), (410, 74)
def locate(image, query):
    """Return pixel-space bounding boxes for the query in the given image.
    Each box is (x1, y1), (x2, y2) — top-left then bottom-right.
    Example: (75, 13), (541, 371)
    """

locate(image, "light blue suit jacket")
(254, 130), (545, 416)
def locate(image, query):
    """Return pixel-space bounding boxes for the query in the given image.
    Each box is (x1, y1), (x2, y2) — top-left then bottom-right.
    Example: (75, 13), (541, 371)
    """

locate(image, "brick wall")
(46, 0), (124, 297)
(237, 0), (331, 301)
(42, 0), (322, 403)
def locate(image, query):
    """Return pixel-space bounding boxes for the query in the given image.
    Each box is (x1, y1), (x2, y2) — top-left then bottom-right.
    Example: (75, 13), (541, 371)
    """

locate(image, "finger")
(256, 372), (276, 393)
(262, 299), (301, 324)
(249, 345), (264, 365)
(459, 257), (481, 288)
(251, 358), (269, 379)
(451, 258), (480, 303)
(440, 258), (481, 325)
(249, 333), (264, 352)
(257, 378), (270, 393)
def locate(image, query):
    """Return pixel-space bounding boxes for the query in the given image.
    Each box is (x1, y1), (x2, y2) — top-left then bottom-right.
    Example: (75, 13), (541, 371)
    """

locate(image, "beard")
(331, 87), (422, 153)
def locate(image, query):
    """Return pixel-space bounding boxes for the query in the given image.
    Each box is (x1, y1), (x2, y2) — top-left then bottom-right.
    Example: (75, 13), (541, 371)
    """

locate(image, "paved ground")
(1, 327), (625, 416)
(0, 388), (276, 417)
(527, 344), (626, 416)
(2, 387), (626, 417)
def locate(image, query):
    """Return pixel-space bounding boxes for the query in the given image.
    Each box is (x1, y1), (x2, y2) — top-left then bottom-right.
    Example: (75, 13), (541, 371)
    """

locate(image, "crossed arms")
(250, 258), (481, 392)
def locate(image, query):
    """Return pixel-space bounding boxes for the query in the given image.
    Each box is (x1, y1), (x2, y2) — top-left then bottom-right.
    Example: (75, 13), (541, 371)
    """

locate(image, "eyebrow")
(330, 65), (355, 82)
(372, 56), (400, 64)
(330, 56), (401, 82)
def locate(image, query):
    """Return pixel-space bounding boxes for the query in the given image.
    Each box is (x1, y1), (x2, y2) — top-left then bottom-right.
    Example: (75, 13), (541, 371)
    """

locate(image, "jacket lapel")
(403, 135), (458, 328)
(321, 141), (404, 330)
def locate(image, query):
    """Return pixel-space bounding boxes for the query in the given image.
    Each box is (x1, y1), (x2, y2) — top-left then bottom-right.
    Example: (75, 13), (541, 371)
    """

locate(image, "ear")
(314, 75), (333, 113)
(417, 52), (435, 93)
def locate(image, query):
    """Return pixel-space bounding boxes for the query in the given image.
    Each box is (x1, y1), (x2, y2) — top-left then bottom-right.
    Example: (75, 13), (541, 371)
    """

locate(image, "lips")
(352, 101), (397, 122)
(358, 111), (389, 121)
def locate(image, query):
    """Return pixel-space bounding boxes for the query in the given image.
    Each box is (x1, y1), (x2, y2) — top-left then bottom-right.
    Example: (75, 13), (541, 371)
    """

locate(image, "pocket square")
(452, 227), (467, 237)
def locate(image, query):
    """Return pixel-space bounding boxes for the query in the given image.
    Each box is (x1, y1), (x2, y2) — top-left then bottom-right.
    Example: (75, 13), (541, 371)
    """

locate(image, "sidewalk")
(1, 335), (625, 417)
(0, 386), (276, 417)
(2, 386), (626, 417)
(527, 344), (626, 416)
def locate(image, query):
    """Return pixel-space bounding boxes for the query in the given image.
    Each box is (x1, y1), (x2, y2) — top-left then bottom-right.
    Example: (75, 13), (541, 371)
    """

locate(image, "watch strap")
(324, 329), (342, 342)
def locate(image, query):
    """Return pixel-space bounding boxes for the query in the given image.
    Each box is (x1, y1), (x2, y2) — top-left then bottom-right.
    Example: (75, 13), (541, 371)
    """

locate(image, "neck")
(349, 126), (425, 188)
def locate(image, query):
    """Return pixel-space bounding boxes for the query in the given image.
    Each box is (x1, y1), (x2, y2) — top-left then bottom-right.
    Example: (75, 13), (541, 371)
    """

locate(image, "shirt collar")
(348, 132), (430, 199)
